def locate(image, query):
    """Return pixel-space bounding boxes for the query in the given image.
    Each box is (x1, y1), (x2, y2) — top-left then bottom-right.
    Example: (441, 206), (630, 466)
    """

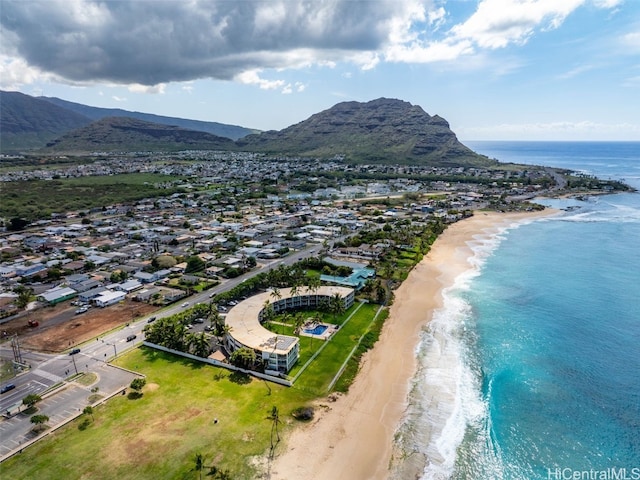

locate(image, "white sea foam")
(555, 202), (640, 223)
(391, 221), (532, 480)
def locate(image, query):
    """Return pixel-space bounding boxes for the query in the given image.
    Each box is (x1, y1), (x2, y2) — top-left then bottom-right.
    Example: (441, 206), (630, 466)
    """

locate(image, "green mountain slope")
(44, 116), (237, 153)
(238, 98), (492, 166)
(0, 91), (92, 152)
(40, 95), (258, 140)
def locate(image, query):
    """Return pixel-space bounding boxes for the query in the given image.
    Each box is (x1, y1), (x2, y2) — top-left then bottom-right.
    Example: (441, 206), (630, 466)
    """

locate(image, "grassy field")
(0, 302), (384, 479)
(0, 173), (186, 221)
(0, 348), (315, 479)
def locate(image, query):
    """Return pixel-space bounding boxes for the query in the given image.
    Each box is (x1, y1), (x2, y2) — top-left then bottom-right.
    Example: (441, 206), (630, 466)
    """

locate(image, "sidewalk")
(0, 363), (138, 462)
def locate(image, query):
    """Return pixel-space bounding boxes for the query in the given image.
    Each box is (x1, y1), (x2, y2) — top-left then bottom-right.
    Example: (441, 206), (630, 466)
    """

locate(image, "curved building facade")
(224, 286), (354, 374)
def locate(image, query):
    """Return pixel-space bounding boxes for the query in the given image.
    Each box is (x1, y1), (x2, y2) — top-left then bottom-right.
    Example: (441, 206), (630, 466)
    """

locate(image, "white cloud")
(0, 55), (50, 89)
(449, 0), (584, 49)
(127, 83), (166, 94)
(428, 7), (447, 30)
(557, 64), (596, 79)
(111, 95), (126, 102)
(592, 0), (623, 8)
(235, 70), (286, 91)
(620, 31), (640, 53)
(0, 0), (629, 91)
(386, 39), (474, 63)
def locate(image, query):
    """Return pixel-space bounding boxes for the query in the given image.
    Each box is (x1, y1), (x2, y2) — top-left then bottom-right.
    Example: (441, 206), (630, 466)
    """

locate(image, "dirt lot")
(1, 300), (158, 353)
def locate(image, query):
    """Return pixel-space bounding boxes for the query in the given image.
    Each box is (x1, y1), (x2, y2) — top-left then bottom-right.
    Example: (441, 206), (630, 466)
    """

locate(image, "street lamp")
(106, 341), (117, 359)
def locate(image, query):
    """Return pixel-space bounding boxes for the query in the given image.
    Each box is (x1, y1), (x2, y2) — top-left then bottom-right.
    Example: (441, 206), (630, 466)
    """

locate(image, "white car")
(181, 302), (189, 308)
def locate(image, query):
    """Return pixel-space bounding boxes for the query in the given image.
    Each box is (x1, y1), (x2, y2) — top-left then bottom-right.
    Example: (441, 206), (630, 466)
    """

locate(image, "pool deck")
(300, 322), (338, 340)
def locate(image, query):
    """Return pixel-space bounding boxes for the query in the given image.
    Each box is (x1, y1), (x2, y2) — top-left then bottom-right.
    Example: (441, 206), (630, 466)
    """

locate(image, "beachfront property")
(224, 286), (355, 375)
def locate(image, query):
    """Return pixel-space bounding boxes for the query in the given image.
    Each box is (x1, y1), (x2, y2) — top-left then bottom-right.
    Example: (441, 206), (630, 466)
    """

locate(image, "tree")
(8, 217), (29, 231)
(190, 333), (211, 358)
(14, 286), (34, 309)
(130, 377), (147, 392)
(268, 406), (282, 456)
(193, 452), (205, 480)
(83, 405), (94, 420)
(30, 414), (49, 432)
(261, 300), (275, 330)
(22, 393), (42, 411)
(185, 256), (205, 274)
(229, 347), (256, 370)
(329, 292), (345, 321)
(307, 275), (321, 299)
(293, 312), (306, 336)
(270, 287), (281, 304)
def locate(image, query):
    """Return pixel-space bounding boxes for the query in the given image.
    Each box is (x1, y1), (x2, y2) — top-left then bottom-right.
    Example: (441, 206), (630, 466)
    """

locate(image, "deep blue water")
(394, 142), (640, 480)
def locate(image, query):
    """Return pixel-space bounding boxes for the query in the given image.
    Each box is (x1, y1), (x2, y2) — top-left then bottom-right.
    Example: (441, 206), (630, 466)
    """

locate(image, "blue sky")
(1, 0), (639, 141)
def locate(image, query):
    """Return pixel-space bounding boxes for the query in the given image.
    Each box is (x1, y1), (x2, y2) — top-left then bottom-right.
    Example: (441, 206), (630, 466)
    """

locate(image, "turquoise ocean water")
(392, 142), (640, 480)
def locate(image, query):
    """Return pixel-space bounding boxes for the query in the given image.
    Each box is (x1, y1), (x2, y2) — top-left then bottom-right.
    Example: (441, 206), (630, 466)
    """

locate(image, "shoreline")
(269, 209), (557, 480)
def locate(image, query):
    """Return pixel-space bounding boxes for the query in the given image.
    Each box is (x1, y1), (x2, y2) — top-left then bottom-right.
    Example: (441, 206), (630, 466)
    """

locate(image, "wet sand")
(270, 210), (555, 480)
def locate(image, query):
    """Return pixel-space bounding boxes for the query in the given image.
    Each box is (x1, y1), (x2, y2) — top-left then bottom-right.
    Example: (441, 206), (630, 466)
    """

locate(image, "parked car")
(69, 348), (81, 355)
(1, 384), (16, 394)
(193, 318), (204, 324)
(147, 316), (157, 323)
(126, 334), (137, 342)
(75, 306), (88, 314)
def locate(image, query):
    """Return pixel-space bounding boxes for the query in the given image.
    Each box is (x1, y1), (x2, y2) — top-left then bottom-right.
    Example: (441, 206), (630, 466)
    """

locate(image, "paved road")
(0, 244), (323, 455)
(0, 363), (137, 460)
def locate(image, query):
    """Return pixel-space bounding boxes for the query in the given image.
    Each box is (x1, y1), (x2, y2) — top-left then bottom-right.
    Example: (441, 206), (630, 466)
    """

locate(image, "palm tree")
(14, 286), (33, 309)
(307, 275), (321, 299)
(184, 332), (198, 353)
(290, 281), (299, 300)
(270, 287), (281, 305)
(293, 312), (306, 336)
(219, 324), (232, 349)
(261, 300), (275, 329)
(329, 292), (345, 321)
(193, 452), (205, 480)
(191, 333), (211, 358)
(280, 311), (292, 335)
(268, 406), (281, 455)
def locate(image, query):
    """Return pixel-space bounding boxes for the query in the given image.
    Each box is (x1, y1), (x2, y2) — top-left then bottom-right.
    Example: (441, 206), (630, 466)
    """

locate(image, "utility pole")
(71, 353), (78, 375)
(11, 335), (23, 365)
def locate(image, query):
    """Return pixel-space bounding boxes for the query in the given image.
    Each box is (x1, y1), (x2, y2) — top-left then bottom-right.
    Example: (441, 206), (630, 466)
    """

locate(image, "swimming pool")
(303, 324), (328, 335)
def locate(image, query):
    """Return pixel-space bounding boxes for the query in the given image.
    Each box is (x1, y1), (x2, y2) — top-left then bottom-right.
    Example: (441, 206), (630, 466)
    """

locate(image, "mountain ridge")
(237, 98), (487, 165)
(44, 116), (237, 152)
(2, 91), (492, 167)
(40, 95), (257, 141)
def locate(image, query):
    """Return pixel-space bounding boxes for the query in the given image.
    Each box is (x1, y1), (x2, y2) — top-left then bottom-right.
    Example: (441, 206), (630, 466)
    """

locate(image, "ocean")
(391, 142), (640, 480)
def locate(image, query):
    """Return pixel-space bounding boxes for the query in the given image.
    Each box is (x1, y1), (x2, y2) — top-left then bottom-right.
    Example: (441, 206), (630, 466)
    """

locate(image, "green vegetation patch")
(0, 173), (185, 222)
(0, 348), (314, 480)
(293, 303), (380, 394)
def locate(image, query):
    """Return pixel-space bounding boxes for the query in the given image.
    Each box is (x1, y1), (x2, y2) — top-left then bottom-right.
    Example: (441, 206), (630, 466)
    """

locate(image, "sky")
(1, 0), (639, 141)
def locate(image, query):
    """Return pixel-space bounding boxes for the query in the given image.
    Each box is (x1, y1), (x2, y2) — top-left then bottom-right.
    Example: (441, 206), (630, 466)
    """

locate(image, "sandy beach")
(269, 209), (555, 480)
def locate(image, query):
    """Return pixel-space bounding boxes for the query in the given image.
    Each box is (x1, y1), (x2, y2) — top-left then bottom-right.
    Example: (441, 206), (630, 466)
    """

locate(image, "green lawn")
(0, 302), (384, 479)
(293, 303), (379, 394)
(0, 349), (314, 480)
